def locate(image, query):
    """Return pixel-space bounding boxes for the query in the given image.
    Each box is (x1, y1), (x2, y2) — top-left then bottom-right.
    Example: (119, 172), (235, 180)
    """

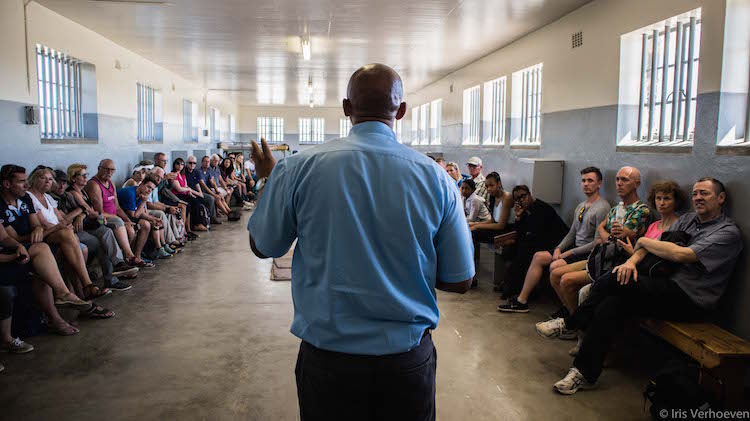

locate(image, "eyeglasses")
(77, 173), (88, 179)
(187, 162), (197, 165)
(99, 166), (116, 172)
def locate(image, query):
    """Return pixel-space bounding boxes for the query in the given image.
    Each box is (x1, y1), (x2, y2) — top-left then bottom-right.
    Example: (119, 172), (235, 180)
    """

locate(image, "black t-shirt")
(515, 199), (569, 250)
(0, 194), (36, 236)
(185, 169), (202, 190)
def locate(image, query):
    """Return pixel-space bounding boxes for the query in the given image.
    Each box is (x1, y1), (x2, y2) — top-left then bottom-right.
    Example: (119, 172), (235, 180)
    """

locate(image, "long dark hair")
(220, 158), (234, 177)
(172, 158), (185, 175)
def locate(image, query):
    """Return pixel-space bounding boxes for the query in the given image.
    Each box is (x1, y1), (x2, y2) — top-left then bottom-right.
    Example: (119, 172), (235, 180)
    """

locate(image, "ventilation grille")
(572, 31), (583, 48)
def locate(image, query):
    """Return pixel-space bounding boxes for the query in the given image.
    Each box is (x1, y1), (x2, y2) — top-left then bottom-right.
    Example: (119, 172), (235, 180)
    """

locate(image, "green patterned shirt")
(605, 200), (650, 235)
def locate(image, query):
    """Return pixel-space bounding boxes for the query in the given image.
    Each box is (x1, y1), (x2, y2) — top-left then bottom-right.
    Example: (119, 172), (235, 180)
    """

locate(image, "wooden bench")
(642, 319), (750, 408)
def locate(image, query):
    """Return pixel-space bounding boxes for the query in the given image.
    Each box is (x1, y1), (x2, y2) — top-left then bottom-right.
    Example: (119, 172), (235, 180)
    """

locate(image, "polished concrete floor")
(0, 212), (659, 420)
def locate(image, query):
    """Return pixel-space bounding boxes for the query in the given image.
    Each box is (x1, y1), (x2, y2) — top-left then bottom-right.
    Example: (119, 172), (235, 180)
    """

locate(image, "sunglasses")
(578, 206), (585, 222)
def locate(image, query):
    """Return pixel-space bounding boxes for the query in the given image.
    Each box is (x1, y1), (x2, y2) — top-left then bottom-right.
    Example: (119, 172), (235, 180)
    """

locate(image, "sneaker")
(108, 280), (132, 291)
(1, 338), (34, 354)
(112, 262), (138, 278)
(553, 367), (596, 395)
(548, 306), (570, 320)
(497, 297), (530, 313)
(157, 247), (173, 259)
(559, 327), (580, 341)
(535, 318), (568, 339)
(569, 332), (585, 356)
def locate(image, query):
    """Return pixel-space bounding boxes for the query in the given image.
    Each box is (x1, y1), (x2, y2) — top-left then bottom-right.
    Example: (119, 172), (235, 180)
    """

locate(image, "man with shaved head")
(537, 177), (741, 395)
(247, 63), (474, 420)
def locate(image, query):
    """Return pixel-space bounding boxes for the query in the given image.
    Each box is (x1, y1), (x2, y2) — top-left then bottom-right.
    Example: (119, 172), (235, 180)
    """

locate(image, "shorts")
(546, 248), (589, 264)
(105, 216), (125, 229)
(216, 187), (228, 197)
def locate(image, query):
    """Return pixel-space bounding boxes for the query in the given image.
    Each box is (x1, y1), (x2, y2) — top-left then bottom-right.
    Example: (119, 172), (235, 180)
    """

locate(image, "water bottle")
(614, 201), (627, 226)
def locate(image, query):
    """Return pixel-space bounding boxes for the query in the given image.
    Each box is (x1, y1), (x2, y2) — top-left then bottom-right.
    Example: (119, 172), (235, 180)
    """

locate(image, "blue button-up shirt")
(248, 121), (474, 355)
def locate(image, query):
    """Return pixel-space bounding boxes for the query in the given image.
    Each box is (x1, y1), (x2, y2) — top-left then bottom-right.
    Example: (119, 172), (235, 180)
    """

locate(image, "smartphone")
(0, 245), (19, 255)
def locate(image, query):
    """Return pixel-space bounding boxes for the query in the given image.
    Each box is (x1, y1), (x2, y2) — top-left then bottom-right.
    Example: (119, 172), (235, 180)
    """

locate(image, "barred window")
(339, 118), (352, 138)
(36, 45), (85, 139)
(137, 82), (163, 141)
(483, 76), (507, 145)
(258, 117), (284, 143)
(300, 118), (325, 144)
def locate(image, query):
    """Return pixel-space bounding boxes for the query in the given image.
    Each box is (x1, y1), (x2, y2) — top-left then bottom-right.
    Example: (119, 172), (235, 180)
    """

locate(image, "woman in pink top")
(618, 180), (687, 254)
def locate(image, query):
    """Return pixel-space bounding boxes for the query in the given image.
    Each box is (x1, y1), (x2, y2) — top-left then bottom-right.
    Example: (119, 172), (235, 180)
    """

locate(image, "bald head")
(619, 166), (641, 183)
(344, 63), (406, 126)
(615, 166), (642, 202)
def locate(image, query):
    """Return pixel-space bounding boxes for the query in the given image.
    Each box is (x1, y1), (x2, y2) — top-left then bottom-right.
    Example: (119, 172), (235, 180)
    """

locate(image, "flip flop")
(49, 322), (80, 336)
(84, 284), (112, 300)
(54, 293), (92, 311)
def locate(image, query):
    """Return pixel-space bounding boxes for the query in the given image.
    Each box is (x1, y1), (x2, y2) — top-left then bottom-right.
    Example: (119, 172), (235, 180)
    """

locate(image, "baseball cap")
(53, 170), (68, 183)
(467, 157), (483, 166)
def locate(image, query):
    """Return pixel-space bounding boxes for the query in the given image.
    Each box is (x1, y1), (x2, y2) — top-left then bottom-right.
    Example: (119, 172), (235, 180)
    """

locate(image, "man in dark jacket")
(496, 185), (569, 299)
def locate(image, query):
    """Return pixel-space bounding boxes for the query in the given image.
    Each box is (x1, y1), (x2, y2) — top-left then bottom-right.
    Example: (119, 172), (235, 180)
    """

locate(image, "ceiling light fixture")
(89, 0), (174, 5)
(302, 38), (311, 61)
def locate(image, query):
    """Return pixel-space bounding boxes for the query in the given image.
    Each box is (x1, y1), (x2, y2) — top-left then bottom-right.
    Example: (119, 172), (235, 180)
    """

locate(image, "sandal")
(127, 258), (155, 268)
(79, 304), (115, 319)
(54, 292), (92, 310)
(83, 284), (112, 300)
(49, 321), (80, 336)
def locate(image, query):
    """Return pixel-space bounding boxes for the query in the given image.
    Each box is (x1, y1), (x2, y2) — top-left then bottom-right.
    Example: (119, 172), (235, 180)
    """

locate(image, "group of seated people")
(434, 156), (743, 395)
(0, 151), (257, 373)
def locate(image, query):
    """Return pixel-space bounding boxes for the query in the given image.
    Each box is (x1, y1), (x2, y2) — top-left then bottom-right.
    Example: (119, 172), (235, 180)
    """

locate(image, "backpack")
(227, 210), (241, 222)
(636, 231), (692, 279)
(199, 204), (211, 230)
(586, 240), (629, 282)
(644, 358), (712, 420)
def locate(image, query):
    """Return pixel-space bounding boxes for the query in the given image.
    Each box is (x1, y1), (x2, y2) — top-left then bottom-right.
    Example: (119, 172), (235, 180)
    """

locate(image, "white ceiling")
(38, 0), (592, 106)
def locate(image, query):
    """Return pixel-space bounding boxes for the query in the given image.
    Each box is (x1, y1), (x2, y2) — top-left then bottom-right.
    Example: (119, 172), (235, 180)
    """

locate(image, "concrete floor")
(0, 212), (658, 421)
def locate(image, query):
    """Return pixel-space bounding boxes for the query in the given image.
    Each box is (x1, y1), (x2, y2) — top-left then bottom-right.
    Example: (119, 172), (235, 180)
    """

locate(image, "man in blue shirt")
(248, 63), (474, 421)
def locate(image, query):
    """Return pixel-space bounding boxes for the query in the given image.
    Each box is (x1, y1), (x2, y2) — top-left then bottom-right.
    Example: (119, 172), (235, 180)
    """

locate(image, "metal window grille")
(227, 115), (235, 142)
(37, 45), (84, 139)
(258, 117), (284, 143)
(430, 99), (442, 145)
(483, 76), (507, 145)
(519, 63), (542, 144)
(463, 85), (481, 145)
(339, 118), (352, 138)
(209, 108), (218, 141)
(300, 118), (325, 144)
(637, 16), (701, 143)
(137, 82), (161, 141)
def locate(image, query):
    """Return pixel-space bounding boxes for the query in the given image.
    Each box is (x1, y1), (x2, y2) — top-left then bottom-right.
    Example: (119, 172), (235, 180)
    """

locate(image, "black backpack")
(199, 204), (211, 230)
(227, 210), (241, 222)
(586, 240), (629, 282)
(644, 359), (712, 420)
(636, 231), (692, 279)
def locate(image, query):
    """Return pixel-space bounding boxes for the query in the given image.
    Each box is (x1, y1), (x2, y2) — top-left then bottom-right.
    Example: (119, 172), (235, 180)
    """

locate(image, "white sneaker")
(0, 362), (4, 373)
(554, 367), (596, 395)
(535, 318), (567, 339)
(569, 331), (585, 356)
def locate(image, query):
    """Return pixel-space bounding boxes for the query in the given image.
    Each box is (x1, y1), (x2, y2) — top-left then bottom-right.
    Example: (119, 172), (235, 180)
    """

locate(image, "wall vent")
(572, 31), (583, 48)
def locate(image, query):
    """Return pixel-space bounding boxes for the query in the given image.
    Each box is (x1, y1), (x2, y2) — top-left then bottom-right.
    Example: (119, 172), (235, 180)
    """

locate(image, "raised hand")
(251, 138), (277, 179)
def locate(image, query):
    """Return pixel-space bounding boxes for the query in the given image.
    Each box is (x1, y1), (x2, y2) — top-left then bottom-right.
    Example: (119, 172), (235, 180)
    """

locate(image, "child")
(461, 179), (491, 223)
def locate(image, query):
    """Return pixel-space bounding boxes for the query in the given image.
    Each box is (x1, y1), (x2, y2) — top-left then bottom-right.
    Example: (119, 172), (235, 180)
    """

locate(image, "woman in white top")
(27, 167), (113, 307)
(460, 179), (491, 223)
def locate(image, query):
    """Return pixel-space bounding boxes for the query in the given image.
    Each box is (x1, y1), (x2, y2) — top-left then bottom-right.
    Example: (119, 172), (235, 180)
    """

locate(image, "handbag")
(586, 239), (629, 282)
(636, 231), (692, 279)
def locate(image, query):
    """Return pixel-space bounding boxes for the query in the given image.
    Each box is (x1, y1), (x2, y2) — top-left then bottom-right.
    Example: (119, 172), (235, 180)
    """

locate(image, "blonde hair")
(67, 163), (88, 183)
(447, 162), (460, 172)
(29, 167), (55, 191)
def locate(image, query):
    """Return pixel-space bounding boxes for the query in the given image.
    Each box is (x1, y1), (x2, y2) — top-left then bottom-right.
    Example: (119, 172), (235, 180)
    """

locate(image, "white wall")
(0, 0), (240, 182)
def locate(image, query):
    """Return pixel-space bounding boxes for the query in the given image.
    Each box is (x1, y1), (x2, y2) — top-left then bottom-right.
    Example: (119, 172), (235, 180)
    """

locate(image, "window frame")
(483, 76), (507, 145)
(430, 99), (442, 145)
(512, 63), (542, 145)
(339, 118), (352, 138)
(300, 117), (325, 144)
(37, 45), (85, 140)
(257, 117), (284, 143)
(462, 85), (481, 145)
(137, 82), (162, 142)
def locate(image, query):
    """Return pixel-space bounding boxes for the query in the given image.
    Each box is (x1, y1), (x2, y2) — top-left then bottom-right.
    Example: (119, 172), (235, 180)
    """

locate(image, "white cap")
(467, 157), (483, 166)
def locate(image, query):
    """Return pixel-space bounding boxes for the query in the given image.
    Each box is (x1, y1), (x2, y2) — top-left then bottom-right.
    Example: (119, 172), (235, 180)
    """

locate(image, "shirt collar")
(349, 121), (398, 142)
(693, 212), (726, 227)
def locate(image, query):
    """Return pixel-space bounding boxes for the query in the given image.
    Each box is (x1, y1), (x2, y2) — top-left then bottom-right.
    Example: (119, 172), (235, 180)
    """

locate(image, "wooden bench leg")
(703, 361), (747, 409)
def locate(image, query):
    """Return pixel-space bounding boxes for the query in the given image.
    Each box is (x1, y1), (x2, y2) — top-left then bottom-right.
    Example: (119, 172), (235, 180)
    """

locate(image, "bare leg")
(0, 318), (12, 344)
(46, 227), (94, 288)
(150, 227), (163, 248)
(112, 226), (136, 259)
(32, 278), (78, 332)
(132, 220), (151, 257)
(27, 243), (80, 300)
(517, 251), (553, 303)
(560, 271), (591, 313)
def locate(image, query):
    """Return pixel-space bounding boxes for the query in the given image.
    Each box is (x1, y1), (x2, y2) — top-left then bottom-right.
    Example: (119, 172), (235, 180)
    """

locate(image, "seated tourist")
(29, 167), (131, 293)
(171, 158), (208, 232)
(118, 175), (174, 259)
(85, 160), (154, 268)
(146, 167), (186, 248)
(55, 169), (137, 282)
(221, 157), (253, 210)
(122, 161), (153, 188)
(536, 177), (742, 395)
(199, 155), (230, 221)
(435, 157), (447, 171)
(209, 154), (234, 206)
(461, 180), (491, 223)
(0, 281), (34, 361)
(25, 167), (112, 301)
(494, 185), (569, 299)
(0, 218), (111, 332)
(468, 172), (514, 287)
(549, 166), (650, 317)
(466, 157), (489, 202)
(243, 154), (258, 193)
(498, 167), (610, 313)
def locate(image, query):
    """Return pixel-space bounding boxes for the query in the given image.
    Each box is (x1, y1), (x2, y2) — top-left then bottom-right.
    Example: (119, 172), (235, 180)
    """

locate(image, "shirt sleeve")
(688, 225), (742, 274)
(434, 183), (476, 283)
(247, 159), (298, 258)
(557, 205), (579, 251)
(117, 189), (136, 212)
(22, 195), (36, 215)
